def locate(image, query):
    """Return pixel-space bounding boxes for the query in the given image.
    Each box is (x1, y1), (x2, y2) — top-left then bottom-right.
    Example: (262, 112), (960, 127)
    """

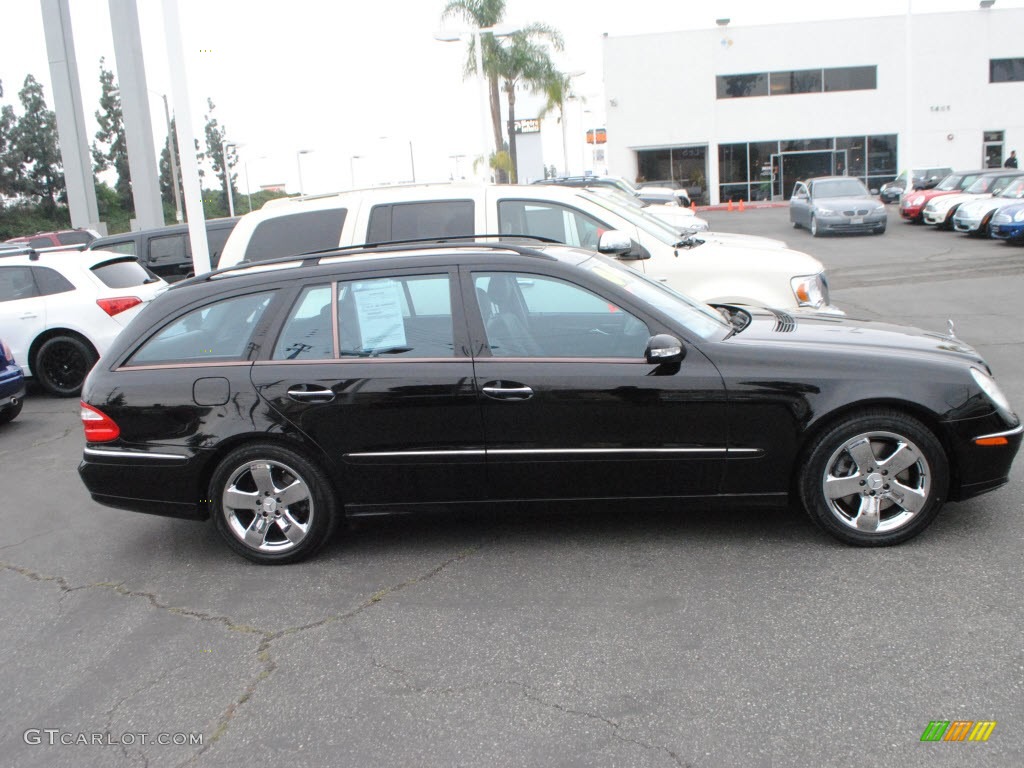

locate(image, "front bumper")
(816, 212), (887, 234)
(900, 204), (925, 221)
(946, 415), (1023, 502)
(922, 207), (955, 226)
(952, 213), (984, 233)
(989, 220), (1024, 242)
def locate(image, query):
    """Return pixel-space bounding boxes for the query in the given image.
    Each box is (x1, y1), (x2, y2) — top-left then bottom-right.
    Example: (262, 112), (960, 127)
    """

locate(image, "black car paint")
(79, 248), (1020, 523)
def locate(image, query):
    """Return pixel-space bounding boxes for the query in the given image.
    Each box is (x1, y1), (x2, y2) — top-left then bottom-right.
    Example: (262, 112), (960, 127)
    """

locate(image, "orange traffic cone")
(727, 199), (734, 212)
(739, 198), (745, 212)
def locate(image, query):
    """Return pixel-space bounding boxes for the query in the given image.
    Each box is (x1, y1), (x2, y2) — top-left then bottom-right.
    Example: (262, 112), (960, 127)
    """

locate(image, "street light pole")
(160, 93), (184, 223)
(221, 140), (239, 217)
(296, 149), (312, 195)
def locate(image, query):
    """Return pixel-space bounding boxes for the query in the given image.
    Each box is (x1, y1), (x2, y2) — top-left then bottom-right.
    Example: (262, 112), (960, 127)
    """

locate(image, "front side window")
(338, 274), (454, 358)
(0, 266), (38, 302)
(473, 271), (650, 358)
(129, 291), (275, 365)
(497, 200), (606, 249)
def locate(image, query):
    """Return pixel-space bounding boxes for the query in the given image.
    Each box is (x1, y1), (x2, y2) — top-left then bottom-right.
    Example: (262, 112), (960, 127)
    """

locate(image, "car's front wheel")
(810, 215), (821, 237)
(34, 335), (97, 397)
(799, 410), (948, 546)
(210, 443), (338, 564)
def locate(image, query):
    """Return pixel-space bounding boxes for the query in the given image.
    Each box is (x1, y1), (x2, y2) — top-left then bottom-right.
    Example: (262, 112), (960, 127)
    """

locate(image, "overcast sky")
(2, 0), (1021, 197)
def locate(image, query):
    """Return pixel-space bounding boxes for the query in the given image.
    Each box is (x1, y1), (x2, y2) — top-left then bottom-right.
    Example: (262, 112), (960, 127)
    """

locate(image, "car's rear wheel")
(810, 215), (820, 237)
(799, 410), (948, 546)
(0, 398), (22, 424)
(34, 335), (97, 397)
(210, 443), (337, 564)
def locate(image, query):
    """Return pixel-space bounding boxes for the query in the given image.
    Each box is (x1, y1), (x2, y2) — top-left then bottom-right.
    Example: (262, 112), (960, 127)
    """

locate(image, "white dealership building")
(600, 7), (1024, 204)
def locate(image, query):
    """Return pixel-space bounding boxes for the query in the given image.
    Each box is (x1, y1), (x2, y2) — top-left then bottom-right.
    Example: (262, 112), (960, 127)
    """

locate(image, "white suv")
(218, 183), (835, 313)
(0, 249), (167, 395)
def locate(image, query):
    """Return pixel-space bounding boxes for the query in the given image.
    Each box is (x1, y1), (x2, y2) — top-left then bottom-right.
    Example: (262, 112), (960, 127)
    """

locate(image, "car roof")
(90, 217), (240, 246)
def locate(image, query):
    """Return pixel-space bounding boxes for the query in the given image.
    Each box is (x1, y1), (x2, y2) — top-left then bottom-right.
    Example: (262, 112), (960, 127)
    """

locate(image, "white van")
(218, 182), (835, 312)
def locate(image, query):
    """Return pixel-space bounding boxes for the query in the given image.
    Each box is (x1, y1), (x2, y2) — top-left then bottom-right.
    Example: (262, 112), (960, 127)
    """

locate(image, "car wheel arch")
(196, 432), (341, 520)
(791, 399), (955, 494)
(29, 328), (98, 377)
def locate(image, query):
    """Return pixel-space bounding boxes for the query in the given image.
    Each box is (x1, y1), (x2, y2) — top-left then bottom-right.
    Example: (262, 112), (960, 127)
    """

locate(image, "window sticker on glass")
(353, 279), (407, 351)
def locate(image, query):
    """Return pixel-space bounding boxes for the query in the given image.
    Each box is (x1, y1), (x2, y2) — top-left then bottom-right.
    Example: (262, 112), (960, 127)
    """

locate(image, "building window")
(716, 73), (769, 99)
(823, 66), (877, 92)
(990, 58), (1024, 83)
(770, 69), (822, 95)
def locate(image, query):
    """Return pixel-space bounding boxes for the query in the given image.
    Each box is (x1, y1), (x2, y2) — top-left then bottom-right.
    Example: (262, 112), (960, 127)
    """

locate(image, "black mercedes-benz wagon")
(78, 240), (1021, 563)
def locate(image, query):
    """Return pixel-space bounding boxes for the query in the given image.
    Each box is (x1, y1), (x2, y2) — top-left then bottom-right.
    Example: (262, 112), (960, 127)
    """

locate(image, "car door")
(249, 267), (486, 509)
(465, 266), (727, 502)
(0, 265), (46, 368)
(790, 182), (810, 224)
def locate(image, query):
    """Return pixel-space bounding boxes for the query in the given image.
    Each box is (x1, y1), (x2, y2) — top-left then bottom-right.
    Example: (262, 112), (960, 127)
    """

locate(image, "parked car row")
(904, 169), (1024, 243)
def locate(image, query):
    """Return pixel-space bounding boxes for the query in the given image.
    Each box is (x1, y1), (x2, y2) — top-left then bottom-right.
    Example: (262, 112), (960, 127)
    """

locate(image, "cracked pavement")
(1, 208), (1022, 767)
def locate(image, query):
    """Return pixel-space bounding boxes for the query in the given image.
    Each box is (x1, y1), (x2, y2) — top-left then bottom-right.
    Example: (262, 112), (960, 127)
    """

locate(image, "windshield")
(579, 254), (728, 340)
(997, 178), (1024, 199)
(965, 177), (994, 194)
(935, 174), (961, 191)
(587, 186), (647, 211)
(992, 176), (1024, 196)
(810, 178), (870, 198)
(580, 190), (687, 245)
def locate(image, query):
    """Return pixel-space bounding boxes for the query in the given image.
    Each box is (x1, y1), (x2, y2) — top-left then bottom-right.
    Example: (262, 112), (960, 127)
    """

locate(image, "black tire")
(810, 215), (821, 237)
(34, 335), (97, 397)
(792, 219), (801, 229)
(210, 443), (338, 564)
(799, 409), (948, 547)
(0, 398), (22, 424)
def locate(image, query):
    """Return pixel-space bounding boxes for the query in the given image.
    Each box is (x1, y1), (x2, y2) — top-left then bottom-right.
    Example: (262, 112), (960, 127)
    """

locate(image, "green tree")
(92, 58), (132, 212)
(441, 0), (507, 165)
(538, 71), (582, 177)
(0, 80), (22, 198)
(8, 75), (64, 212)
(495, 25), (563, 182)
(203, 98), (237, 212)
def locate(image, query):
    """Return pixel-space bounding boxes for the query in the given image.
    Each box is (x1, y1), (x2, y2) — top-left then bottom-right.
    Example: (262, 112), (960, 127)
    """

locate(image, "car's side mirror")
(645, 334), (685, 364)
(614, 239), (651, 261)
(597, 230), (632, 255)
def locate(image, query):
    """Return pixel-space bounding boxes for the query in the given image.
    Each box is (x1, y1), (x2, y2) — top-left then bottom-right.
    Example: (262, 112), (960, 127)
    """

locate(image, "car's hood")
(930, 192), (988, 211)
(725, 307), (985, 366)
(673, 242), (821, 273)
(993, 201), (1024, 216)
(812, 196), (881, 210)
(905, 188), (958, 205)
(683, 231), (788, 249)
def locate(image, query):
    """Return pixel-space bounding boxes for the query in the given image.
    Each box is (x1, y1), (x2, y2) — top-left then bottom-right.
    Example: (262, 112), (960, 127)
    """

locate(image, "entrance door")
(983, 130), (1005, 168)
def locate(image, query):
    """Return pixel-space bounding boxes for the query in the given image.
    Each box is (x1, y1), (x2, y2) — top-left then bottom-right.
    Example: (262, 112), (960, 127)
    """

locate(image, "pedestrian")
(1006, 150), (1018, 169)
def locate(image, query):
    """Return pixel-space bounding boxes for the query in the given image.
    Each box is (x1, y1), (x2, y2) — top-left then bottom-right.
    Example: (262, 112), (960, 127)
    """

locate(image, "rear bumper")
(0, 365), (25, 406)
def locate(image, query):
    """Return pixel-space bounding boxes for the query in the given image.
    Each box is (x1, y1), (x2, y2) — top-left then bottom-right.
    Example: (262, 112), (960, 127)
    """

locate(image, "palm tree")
(537, 70), (583, 177)
(441, 0), (507, 164)
(494, 24), (564, 183)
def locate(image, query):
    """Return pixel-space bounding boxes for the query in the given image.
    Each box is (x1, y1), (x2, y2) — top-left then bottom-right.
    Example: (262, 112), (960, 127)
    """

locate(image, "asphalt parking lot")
(2, 207), (1022, 767)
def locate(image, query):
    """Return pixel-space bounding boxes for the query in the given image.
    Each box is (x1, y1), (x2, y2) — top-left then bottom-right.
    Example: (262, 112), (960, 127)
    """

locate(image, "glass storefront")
(636, 146), (708, 203)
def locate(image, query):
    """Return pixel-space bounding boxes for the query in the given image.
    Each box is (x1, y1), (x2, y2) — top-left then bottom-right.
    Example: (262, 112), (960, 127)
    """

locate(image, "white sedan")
(0, 248), (167, 395)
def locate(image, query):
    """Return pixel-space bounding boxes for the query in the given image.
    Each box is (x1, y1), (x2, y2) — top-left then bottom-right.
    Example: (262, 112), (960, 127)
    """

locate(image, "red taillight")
(96, 296), (142, 317)
(80, 402), (120, 442)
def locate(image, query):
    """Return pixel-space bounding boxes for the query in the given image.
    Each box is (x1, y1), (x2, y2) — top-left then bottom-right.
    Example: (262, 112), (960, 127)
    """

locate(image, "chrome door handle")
(287, 386), (335, 403)
(481, 384), (533, 401)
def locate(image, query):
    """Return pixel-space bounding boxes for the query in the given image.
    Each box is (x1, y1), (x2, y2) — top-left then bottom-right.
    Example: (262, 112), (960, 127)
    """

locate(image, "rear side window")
(29, 237), (54, 249)
(0, 266), (38, 302)
(129, 291), (275, 365)
(32, 267), (75, 296)
(273, 285), (334, 360)
(366, 201), (474, 243)
(58, 231), (94, 246)
(244, 210), (346, 263)
(91, 258), (156, 288)
(148, 234), (187, 264)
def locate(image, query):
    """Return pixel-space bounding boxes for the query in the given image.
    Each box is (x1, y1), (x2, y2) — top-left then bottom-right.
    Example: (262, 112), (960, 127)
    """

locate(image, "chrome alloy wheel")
(820, 430), (930, 534)
(222, 460), (314, 553)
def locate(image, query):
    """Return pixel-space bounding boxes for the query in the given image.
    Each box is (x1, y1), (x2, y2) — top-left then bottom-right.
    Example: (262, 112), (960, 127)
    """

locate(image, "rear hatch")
(85, 254), (168, 326)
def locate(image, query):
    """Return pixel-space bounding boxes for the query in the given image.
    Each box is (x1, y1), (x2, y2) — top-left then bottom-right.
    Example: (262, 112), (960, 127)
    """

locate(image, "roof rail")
(188, 235), (563, 285)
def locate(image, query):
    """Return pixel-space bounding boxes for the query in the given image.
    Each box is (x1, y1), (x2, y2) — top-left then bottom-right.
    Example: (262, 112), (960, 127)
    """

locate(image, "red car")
(900, 170), (986, 223)
(5, 228), (98, 250)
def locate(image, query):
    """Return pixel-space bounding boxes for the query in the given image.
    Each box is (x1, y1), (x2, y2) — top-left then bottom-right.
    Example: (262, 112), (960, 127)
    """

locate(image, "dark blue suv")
(0, 336), (26, 424)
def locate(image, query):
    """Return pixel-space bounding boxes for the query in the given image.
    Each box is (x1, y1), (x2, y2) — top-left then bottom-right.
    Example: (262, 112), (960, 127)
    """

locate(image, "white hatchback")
(0, 249), (167, 395)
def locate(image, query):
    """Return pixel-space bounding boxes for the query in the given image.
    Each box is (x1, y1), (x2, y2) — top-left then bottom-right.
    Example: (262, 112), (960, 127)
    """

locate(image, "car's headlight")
(1014, 209), (1024, 222)
(873, 204), (885, 213)
(971, 367), (1013, 413)
(791, 272), (829, 309)
(815, 207), (835, 216)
